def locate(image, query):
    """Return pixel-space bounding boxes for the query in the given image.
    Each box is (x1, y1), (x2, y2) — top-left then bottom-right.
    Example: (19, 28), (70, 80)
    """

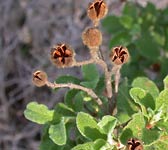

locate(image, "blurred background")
(0, 0), (168, 150)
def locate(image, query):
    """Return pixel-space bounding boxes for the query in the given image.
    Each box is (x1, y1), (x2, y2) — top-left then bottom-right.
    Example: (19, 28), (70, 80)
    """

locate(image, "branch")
(111, 65), (122, 93)
(95, 58), (112, 98)
(90, 49), (112, 98)
(72, 59), (94, 67)
(46, 81), (102, 106)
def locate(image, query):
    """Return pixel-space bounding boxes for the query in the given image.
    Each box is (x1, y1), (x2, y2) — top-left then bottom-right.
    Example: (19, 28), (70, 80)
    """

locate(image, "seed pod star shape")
(110, 46), (129, 65)
(50, 44), (74, 68)
(88, 0), (108, 26)
(127, 138), (143, 150)
(32, 70), (48, 87)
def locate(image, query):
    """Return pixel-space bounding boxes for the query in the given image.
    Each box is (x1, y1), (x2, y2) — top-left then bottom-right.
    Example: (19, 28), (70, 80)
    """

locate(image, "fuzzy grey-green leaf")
(49, 119), (66, 145)
(24, 102), (54, 124)
(132, 77), (159, 99)
(76, 112), (106, 141)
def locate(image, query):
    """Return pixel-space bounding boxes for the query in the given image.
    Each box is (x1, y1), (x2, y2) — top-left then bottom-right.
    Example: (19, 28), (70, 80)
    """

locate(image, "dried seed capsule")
(32, 70), (47, 87)
(127, 138), (143, 150)
(50, 43), (74, 68)
(88, 0), (108, 26)
(109, 46), (129, 65)
(82, 27), (102, 49)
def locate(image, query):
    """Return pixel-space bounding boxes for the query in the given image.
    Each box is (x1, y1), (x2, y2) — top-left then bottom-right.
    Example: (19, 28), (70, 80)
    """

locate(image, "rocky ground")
(0, 0), (167, 149)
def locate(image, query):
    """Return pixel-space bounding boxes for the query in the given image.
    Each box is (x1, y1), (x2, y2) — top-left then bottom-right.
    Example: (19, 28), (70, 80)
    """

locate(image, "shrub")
(24, 1), (168, 150)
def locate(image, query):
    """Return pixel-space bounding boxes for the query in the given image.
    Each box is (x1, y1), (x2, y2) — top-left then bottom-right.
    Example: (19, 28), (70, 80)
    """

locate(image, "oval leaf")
(72, 142), (93, 150)
(98, 115), (117, 134)
(76, 112), (106, 141)
(81, 64), (99, 89)
(132, 77), (159, 99)
(130, 87), (155, 111)
(49, 119), (66, 145)
(24, 102), (54, 124)
(163, 75), (168, 90)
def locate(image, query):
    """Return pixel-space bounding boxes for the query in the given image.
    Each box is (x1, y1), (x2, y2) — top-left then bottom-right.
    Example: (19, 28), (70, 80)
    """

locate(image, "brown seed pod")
(82, 27), (102, 49)
(127, 138), (143, 150)
(50, 43), (74, 68)
(87, 0), (108, 25)
(109, 46), (129, 65)
(32, 70), (48, 87)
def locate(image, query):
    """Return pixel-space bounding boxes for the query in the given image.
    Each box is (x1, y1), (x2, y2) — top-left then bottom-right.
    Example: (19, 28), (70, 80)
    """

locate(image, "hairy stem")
(108, 65), (122, 115)
(90, 49), (112, 98)
(111, 65), (122, 93)
(46, 81), (102, 106)
(72, 59), (94, 67)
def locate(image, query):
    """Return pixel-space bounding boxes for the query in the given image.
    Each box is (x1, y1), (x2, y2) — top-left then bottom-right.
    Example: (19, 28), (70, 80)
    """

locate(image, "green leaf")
(156, 89), (168, 110)
(158, 8), (168, 26)
(130, 87), (155, 111)
(132, 77), (159, 99)
(120, 113), (160, 145)
(145, 139), (168, 150)
(109, 31), (132, 48)
(142, 128), (160, 145)
(98, 115), (117, 134)
(163, 75), (168, 89)
(40, 124), (64, 150)
(81, 64), (99, 89)
(120, 113), (145, 144)
(95, 75), (105, 95)
(135, 32), (160, 60)
(54, 103), (76, 117)
(102, 16), (124, 34)
(55, 75), (80, 84)
(98, 116), (117, 146)
(151, 31), (165, 46)
(64, 89), (79, 107)
(24, 102), (54, 124)
(119, 15), (133, 29)
(93, 139), (107, 150)
(73, 92), (84, 112)
(76, 112), (106, 141)
(122, 2), (138, 20)
(71, 142), (94, 150)
(156, 121), (168, 134)
(164, 27), (168, 50)
(49, 118), (67, 145)
(129, 24), (141, 37)
(116, 78), (137, 123)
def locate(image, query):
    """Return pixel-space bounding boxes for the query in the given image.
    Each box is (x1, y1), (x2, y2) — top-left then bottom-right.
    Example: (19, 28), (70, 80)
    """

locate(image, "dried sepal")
(110, 46), (129, 65)
(127, 138), (143, 150)
(82, 27), (102, 49)
(87, 0), (108, 26)
(32, 70), (48, 87)
(50, 43), (75, 68)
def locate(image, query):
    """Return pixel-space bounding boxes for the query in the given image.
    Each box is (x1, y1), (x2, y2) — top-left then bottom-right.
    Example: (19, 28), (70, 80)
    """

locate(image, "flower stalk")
(46, 81), (103, 106)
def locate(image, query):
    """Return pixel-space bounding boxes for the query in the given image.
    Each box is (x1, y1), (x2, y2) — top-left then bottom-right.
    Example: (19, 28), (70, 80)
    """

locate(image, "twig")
(108, 65), (122, 115)
(90, 49), (112, 98)
(95, 58), (112, 98)
(72, 48), (113, 99)
(111, 65), (122, 93)
(72, 59), (94, 67)
(46, 81), (102, 105)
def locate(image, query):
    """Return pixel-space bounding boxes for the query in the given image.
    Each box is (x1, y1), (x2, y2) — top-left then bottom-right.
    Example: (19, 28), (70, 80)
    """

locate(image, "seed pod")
(109, 46), (129, 65)
(87, 0), (108, 25)
(82, 27), (102, 49)
(32, 70), (48, 87)
(50, 43), (74, 68)
(127, 138), (143, 150)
